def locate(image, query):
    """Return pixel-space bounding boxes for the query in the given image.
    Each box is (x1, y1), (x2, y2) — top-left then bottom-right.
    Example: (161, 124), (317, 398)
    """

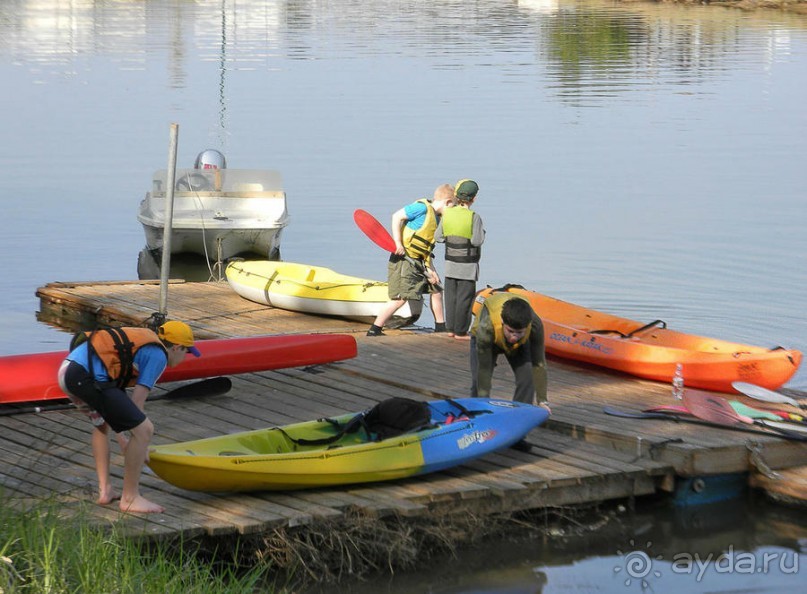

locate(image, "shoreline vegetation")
(0, 498), (266, 593)
(644, 0), (807, 15)
(0, 495), (616, 593)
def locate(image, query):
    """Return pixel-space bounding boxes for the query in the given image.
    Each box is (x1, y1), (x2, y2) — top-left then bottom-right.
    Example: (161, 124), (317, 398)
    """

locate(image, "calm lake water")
(1, 0), (805, 591)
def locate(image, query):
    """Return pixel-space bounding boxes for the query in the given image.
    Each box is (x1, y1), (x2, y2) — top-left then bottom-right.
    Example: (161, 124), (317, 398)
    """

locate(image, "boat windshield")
(150, 169), (284, 193)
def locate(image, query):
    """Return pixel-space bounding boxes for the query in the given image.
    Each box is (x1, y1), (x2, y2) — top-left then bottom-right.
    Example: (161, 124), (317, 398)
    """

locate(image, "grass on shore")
(0, 496), (266, 594)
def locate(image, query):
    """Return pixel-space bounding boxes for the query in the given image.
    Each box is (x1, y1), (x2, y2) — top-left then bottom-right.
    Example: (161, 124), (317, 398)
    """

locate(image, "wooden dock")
(2, 279), (805, 542)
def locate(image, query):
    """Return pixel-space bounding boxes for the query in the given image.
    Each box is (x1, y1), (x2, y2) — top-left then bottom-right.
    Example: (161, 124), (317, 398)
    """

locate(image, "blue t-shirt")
(67, 342), (168, 389)
(403, 201), (429, 230)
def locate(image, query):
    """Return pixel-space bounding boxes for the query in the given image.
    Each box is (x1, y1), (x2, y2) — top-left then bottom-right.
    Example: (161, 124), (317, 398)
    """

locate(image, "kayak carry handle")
(627, 319), (667, 337)
(590, 319), (667, 339)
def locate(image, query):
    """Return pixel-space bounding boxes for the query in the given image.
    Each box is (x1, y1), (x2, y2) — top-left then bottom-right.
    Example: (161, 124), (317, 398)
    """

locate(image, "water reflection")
(3, 1), (802, 93)
(333, 495), (806, 593)
(136, 249), (226, 282)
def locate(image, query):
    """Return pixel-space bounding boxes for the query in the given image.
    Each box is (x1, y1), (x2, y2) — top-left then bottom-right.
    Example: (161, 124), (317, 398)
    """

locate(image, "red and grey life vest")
(403, 199), (439, 261)
(441, 207), (480, 264)
(79, 327), (167, 388)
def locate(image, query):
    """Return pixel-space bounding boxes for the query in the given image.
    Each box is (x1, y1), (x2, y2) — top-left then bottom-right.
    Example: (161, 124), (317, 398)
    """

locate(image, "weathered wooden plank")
(751, 465), (807, 506)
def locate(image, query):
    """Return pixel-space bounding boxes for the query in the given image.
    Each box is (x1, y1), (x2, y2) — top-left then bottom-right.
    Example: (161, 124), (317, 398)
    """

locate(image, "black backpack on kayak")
(363, 397), (433, 440)
(290, 397), (433, 445)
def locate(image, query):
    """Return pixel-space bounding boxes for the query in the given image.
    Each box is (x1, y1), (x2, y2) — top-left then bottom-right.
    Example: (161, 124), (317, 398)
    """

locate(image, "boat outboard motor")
(178, 148), (225, 191)
(194, 149), (227, 170)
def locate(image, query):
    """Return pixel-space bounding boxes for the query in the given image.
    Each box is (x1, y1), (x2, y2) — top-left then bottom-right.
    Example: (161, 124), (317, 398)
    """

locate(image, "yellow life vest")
(403, 199), (438, 261)
(474, 292), (531, 355)
(84, 327), (167, 388)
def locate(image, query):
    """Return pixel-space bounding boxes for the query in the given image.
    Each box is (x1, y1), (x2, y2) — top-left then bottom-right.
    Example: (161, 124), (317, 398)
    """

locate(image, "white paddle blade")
(732, 381), (801, 408)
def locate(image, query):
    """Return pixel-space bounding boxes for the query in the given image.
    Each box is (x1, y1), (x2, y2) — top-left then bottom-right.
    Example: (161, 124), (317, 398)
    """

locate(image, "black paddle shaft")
(0, 376), (232, 417)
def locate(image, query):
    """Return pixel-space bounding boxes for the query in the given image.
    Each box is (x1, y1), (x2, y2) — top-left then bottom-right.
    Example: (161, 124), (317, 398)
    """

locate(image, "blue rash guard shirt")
(66, 342), (168, 389)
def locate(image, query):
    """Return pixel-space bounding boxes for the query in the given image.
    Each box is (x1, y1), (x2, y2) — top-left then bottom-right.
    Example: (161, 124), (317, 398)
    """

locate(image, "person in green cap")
(434, 179), (485, 340)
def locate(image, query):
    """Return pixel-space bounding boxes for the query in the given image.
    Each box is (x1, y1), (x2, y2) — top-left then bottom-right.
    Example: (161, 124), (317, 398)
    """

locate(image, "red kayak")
(0, 334), (357, 405)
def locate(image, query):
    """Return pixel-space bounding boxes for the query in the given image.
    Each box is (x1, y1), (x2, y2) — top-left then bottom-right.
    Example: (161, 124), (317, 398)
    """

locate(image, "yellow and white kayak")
(226, 260), (421, 327)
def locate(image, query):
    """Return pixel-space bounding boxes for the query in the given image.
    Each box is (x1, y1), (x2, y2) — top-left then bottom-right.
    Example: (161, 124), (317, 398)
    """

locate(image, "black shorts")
(62, 360), (146, 433)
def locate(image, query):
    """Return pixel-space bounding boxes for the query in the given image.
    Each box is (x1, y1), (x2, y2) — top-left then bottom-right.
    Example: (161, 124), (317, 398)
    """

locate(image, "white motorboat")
(137, 151), (289, 263)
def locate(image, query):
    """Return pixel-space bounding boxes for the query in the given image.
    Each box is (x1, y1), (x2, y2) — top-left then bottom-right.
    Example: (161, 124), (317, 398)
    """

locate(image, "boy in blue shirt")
(367, 184), (456, 336)
(57, 321), (200, 513)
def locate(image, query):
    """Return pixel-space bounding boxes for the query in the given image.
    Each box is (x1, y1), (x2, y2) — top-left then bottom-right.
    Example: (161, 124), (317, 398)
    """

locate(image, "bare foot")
(453, 334), (471, 341)
(120, 495), (164, 514)
(97, 486), (120, 506)
(539, 402), (552, 414)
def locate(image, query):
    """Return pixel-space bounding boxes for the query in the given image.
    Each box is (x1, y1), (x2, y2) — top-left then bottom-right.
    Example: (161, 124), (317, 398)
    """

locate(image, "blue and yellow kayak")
(147, 398), (549, 492)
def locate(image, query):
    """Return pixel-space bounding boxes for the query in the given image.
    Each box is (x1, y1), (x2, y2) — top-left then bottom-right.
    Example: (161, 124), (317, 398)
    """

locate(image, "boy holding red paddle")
(367, 184), (456, 336)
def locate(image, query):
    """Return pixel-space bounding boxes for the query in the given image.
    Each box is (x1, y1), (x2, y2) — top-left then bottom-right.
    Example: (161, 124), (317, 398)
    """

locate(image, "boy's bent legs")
(120, 417), (164, 513)
(91, 423), (116, 505)
(372, 257), (418, 330)
(430, 291), (445, 325)
(372, 298), (407, 328)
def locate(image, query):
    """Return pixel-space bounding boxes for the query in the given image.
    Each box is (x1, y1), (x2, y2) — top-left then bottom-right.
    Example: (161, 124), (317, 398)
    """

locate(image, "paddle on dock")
(683, 389), (807, 440)
(0, 376), (232, 417)
(732, 381), (807, 411)
(604, 404), (807, 441)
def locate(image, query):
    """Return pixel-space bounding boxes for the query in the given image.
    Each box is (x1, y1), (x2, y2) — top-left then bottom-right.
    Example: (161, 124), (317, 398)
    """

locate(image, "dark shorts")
(61, 360), (146, 433)
(387, 256), (441, 300)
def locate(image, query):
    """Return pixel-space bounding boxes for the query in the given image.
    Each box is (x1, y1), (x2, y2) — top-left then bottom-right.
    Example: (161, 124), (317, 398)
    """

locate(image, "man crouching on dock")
(57, 321), (200, 513)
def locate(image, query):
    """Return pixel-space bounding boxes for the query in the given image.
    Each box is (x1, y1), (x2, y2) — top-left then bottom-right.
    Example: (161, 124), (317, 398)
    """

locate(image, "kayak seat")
(306, 269), (316, 282)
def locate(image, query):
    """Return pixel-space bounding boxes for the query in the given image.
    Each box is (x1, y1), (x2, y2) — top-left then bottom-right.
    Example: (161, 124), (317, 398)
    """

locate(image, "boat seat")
(232, 182), (264, 191)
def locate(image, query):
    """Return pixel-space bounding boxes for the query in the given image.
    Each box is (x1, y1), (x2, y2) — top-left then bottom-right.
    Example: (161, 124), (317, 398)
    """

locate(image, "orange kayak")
(473, 286), (802, 393)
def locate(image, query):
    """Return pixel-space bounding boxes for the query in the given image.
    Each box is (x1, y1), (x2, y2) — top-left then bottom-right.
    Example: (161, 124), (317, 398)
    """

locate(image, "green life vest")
(441, 207), (480, 264)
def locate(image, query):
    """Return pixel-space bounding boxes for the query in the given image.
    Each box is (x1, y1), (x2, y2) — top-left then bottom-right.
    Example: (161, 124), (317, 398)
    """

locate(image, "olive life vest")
(403, 199), (439, 261)
(474, 292), (531, 356)
(441, 207), (480, 264)
(79, 327), (167, 388)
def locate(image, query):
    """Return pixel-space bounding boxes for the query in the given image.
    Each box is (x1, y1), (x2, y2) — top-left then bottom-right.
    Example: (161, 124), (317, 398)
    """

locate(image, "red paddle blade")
(645, 405), (691, 416)
(682, 390), (752, 427)
(354, 209), (396, 253)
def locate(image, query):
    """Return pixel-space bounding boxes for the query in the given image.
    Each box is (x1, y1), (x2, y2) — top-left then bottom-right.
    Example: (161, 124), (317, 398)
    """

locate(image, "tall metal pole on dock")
(159, 124), (179, 317)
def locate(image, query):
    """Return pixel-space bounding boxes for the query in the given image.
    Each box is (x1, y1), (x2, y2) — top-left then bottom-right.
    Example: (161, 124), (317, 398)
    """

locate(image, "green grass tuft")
(0, 496), (267, 594)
